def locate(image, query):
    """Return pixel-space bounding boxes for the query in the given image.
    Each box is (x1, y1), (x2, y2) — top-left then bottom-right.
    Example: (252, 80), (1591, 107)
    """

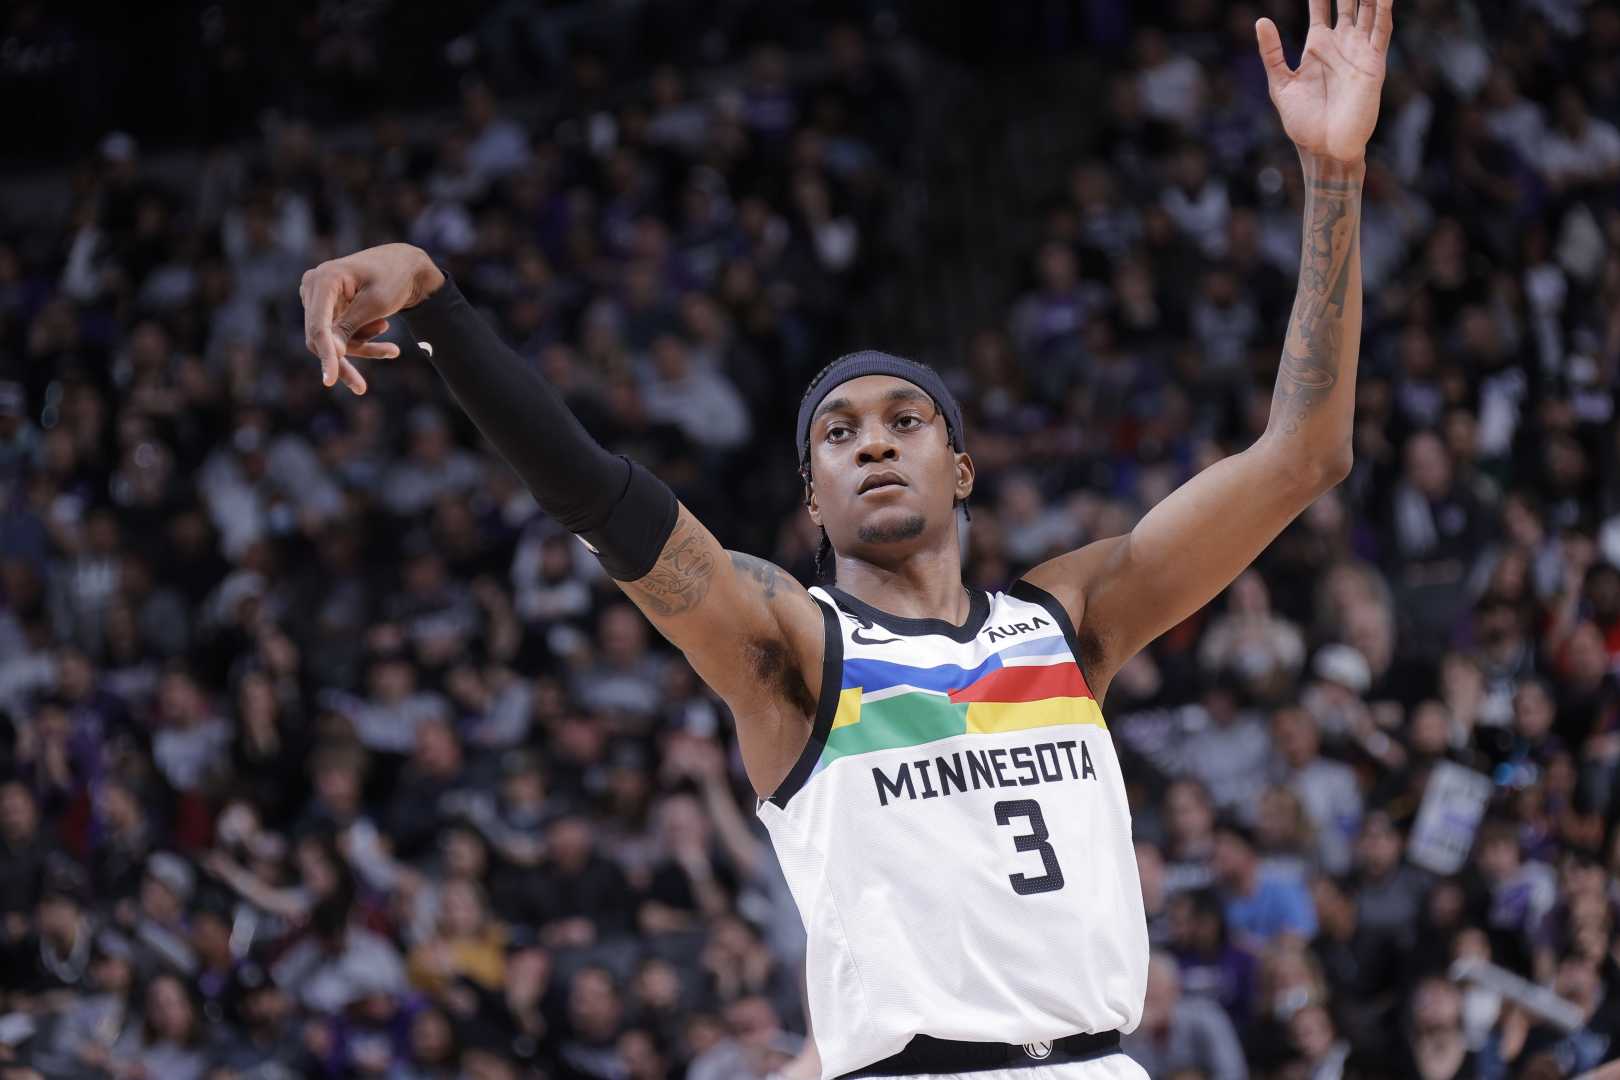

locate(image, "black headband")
(795, 350), (965, 472)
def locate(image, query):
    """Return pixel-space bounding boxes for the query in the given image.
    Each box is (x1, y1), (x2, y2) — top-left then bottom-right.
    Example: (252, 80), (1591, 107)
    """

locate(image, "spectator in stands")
(560, 965), (629, 1079)
(1163, 778), (1219, 897)
(408, 877), (508, 997)
(274, 889), (409, 1015)
(385, 713), (476, 863)
(1167, 887), (1257, 1031)
(642, 333), (753, 453)
(1309, 873), (1406, 1055)
(128, 971), (212, 1080)
(1349, 812), (1428, 946)
(1269, 705), (1362, 876)
(528, 813), (634, 951)
(128, 851), (198, 979)
(1123, 952), (1247, 1080)
(572, 604), (666, 720)
(213, 956), (306, 1076)
(1538, 87), (1620, 193)
(1198, 571), (1306, 704)
(383, 406), (485, 518)
(1474, 818), (1558, 973)
(0, 781), (45, 917)
(1398, 976), (1480, 1079)
(2, 858), (95, 1004)
(27, 930), (141, 1075)
(1181, 678), (1273, 824)
(1211, 818), (1316, 950)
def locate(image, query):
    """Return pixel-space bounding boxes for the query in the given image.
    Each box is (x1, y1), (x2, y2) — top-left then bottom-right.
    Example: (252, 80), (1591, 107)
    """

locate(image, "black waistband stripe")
(841, 1030), (1121, 1077)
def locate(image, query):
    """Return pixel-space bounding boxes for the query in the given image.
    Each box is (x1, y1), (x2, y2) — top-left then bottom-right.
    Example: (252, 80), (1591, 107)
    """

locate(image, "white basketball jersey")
(758, 581), (1147, 1079)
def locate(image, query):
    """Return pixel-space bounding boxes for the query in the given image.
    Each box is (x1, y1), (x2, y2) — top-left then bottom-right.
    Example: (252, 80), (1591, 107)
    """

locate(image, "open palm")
(1257, 0), (1394, 163)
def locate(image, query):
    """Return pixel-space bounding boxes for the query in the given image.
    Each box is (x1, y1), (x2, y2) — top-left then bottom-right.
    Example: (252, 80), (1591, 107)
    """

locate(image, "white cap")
(1313, 644), (1371, 694)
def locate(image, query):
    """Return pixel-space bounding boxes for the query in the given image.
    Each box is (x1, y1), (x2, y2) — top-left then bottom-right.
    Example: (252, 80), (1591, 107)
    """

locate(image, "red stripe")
(948, 660), (1092, 704)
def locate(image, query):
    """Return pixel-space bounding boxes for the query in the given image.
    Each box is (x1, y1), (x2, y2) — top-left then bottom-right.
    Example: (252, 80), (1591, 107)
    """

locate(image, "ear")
(805, 481), (822, 527)
(954, 452), (975, 504)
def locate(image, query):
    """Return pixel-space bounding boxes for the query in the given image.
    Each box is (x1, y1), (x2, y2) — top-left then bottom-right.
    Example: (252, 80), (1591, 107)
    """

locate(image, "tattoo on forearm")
(1272, 176), (1362, 435)
(629, 517), (715, 616)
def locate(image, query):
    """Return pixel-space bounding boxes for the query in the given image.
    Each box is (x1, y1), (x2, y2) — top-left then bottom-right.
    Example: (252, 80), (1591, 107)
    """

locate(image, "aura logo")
(1023, 1040), (1053, 1060)
(984, 615), (1051, 643)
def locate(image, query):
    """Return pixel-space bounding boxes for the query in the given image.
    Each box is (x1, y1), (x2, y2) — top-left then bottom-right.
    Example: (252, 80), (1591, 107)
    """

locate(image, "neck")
(831, 541), (969, 624)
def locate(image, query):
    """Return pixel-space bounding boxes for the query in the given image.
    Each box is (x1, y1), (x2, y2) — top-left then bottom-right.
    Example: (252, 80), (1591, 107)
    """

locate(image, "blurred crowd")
(0, 0), (1618, 1078)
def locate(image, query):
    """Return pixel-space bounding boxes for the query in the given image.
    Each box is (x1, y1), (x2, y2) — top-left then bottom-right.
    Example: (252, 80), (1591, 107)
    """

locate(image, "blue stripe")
(994, 635), (1073, 661)
(843, 658), (997, 694)
(841, 632), (1073, 694)
(843, 652), (1004, 694)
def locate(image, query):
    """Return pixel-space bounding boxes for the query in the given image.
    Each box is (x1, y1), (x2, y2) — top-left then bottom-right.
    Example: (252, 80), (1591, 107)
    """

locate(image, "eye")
(894, 413), (924, 430)
(825, 422), (853, 442)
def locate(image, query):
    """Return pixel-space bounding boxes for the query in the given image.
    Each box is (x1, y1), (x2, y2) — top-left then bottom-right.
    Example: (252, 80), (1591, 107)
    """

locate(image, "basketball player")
(300, 3), (1393, 1075)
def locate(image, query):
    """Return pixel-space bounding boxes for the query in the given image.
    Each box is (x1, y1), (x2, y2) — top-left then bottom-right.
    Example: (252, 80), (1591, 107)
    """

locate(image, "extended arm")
(299, 246), (825, 795)
(1025, 0), (1392, 696)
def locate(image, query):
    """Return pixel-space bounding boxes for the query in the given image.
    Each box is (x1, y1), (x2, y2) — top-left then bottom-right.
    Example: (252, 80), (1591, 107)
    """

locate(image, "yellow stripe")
(830, 687), (864, 731)
(965, 696), (1107, 735)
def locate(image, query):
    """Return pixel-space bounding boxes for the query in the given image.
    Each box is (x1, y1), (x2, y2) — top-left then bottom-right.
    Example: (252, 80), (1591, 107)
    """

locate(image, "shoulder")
(1018, 536), (1133, 678)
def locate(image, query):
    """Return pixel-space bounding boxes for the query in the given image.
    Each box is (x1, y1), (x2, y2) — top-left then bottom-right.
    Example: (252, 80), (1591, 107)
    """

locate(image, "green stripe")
(822, 691), (968, 763)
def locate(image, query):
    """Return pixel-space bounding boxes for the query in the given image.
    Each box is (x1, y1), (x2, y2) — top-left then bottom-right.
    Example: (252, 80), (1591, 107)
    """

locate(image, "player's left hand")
(1257, 0), (1393, 164)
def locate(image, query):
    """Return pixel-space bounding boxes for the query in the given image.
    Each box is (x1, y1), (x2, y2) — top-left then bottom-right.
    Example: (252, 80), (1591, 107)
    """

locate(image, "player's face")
(805, 375), (972, 562)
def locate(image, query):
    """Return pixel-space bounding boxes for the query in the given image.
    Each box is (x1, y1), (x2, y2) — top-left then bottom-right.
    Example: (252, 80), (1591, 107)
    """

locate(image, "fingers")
(303, 268), (396, 393)
(301, 270), (341, 388)
(1370, 0), (1394, 51)
(328, 317), (396, 395)
(343, 317), (400, 363)
(348, 340), (401, 361)
(1309, 0), (1329, 28)
(1336, 0), (1357, 29)
(1255, 19), (1291, 88)
(336, 358), (368, 396)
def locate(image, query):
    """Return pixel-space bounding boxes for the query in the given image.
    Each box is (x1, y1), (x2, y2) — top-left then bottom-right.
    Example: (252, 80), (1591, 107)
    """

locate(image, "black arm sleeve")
(402, 272), (677, 581)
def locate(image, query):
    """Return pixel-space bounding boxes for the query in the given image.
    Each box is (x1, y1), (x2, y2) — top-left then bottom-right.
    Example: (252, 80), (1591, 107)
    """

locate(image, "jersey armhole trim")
(767, 595), (842, 808)
(1008, 579), (1097, 701)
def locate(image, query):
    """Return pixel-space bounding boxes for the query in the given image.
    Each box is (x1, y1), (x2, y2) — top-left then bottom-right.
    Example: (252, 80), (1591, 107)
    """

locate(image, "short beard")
(857, 514), (926, 545)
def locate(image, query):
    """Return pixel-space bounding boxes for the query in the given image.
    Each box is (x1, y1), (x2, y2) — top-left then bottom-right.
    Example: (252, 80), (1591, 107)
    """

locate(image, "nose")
(855, 437), (898, 466)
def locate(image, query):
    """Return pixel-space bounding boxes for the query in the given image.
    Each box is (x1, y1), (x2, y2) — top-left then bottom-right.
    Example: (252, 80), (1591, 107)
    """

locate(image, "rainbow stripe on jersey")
(812, 623), (1104, 779)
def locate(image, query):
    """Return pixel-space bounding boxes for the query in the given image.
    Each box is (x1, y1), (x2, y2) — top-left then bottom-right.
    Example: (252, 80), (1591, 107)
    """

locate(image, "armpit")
(1076, 624), (1114, 693)
(744, 635), (817, 718)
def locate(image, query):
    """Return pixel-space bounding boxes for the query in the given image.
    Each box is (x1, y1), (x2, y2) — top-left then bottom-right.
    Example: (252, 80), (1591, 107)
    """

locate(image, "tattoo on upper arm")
(732, 557), (816, 615)
(1273, 177), (1361, 436)
(729, 552), (782, 599)
(629, 518), (715, 617)
(728, 552), (819, 715)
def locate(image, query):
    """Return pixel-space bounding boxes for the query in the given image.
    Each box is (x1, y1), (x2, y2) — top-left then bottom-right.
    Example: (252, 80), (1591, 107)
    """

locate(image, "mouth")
(858, 471), (908, 495)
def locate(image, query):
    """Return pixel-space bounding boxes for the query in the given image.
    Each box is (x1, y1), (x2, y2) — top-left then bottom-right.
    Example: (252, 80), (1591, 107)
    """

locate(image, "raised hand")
(299, 242), (446, 394)
(1256, 0), (1394, 164)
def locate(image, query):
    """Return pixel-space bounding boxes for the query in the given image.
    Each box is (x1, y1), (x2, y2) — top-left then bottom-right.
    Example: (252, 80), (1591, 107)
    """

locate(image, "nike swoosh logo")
(850, 628), (899, 646)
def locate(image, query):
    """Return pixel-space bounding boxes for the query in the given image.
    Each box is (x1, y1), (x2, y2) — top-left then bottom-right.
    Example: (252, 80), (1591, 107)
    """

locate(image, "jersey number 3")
(994, 799), (1065, 895)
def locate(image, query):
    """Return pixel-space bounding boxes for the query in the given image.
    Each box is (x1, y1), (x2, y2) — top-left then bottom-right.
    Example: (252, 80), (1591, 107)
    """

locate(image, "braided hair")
(796, 358), (969, 584)
(797, 359), (842, 582)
